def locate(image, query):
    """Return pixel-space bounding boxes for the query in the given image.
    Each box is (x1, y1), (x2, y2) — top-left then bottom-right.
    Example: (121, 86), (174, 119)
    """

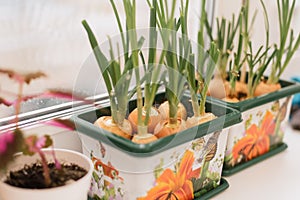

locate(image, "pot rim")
(0, 148), (93, 192)
(207, 77), (300, 112)
(72, 92), (242, 156)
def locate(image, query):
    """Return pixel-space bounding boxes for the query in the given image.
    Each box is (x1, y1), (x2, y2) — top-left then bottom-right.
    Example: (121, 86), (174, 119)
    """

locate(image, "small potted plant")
(81, 17), (135, 140)
(75, 0), (242, 199)
(205, 0), (300, 175)
(185, 26), (220, 127)
(150, 0), (189, 138)
(0, 69), (93, 200)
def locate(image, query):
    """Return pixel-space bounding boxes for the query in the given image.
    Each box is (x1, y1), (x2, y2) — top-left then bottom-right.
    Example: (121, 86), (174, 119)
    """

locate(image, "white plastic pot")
(0, 149), (93, 200)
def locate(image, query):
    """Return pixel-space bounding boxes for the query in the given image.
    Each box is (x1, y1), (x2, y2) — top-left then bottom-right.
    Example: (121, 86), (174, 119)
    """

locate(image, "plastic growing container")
(72, 93), (241, 200)
(208, 79), (300, 176)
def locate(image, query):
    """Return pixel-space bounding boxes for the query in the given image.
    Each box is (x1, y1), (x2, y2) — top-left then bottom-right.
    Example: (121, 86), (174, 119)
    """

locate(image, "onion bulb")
(94, 116), (132, 139)
(132, 133), (158, 144)
(128, 107), (162, 134)
(254, 82), (281, 97)
(186, 113), (217, 128)
(154, 118), (187, 138)
(158, 101), (187, 120)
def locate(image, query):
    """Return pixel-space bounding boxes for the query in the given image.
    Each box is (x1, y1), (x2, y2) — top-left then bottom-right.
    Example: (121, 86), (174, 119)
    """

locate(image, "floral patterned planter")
(72, 93), (241, 200)
(208, 79), (300, 176)
(86, 178), (229, 200)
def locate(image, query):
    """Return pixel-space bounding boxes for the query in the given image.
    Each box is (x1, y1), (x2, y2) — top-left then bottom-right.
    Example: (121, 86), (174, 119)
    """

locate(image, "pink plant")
(0, 69), (81, 186)
(24, 135), (61, 186)
(0, 132), (14, 154)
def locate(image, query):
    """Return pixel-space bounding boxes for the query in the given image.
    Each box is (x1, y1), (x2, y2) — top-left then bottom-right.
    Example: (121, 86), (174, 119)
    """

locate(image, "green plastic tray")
(194, 178), (229, 200)
(87, 178), (229, 200)
(222, 143), (288, 176)
(72, 92), (241, 157)
(205, 78), (297, 175)
(207, 79), (300, 112)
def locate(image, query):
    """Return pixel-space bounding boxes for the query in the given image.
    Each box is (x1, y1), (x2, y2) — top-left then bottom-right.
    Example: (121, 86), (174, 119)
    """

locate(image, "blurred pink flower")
(0, 131), (14, 154)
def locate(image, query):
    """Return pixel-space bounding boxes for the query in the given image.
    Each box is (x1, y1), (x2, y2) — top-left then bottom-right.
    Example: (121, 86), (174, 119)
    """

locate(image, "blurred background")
(0, 0), (299, 117)
(0, 0), (209, 117)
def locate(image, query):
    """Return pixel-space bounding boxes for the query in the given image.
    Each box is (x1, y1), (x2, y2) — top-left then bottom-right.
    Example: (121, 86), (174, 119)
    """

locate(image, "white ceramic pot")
(0, 149), (93, 200)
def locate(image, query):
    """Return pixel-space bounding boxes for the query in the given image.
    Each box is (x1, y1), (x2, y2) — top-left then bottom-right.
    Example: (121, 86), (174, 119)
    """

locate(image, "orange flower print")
(138, 150), (200, 200)
(232, 111), (276, 162)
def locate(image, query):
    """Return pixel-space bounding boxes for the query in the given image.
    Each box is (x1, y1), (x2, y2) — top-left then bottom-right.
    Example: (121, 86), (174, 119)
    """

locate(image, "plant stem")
(15, 82), (23, 127)
(143, 0), (158, 127)
(109, 0), (128, 60)
(191, 92), (200, 117)
(268, 0), (300, 84)
(246, 42), (276, 98)
(38, 150), (51, 187)
(213, 13), (241, 81)
(199, 42), (219, 115)
(154, 0), (181, 125)
(122, 0), (145, 133)
(240, 0), (249, 84)
(228, 32), (244, 97)
(83, 0), (141, 128)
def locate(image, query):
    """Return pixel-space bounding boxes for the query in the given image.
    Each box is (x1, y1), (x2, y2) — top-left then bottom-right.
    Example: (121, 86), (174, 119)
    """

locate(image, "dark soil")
(5, 162), (87, 189)
(237, 92), (248, 101)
